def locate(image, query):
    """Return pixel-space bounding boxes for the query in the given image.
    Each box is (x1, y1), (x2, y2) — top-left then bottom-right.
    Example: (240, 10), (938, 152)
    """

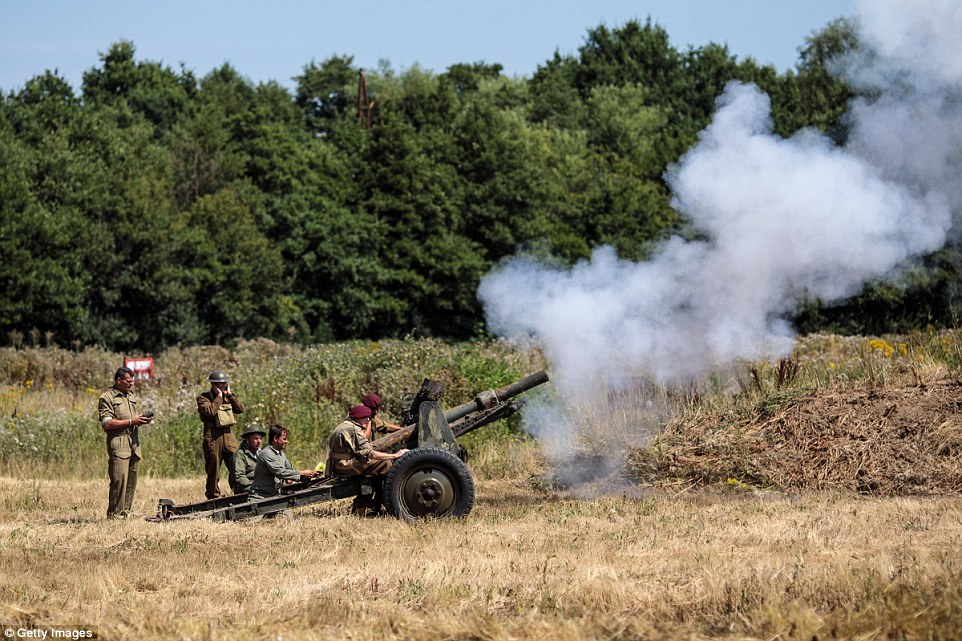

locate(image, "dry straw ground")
(1, 473), (960, 640)
(3, 334), (962, 639)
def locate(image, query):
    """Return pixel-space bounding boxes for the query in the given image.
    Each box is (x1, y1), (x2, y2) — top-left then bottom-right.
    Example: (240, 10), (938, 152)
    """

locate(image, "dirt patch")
(637, 378), (962, 495)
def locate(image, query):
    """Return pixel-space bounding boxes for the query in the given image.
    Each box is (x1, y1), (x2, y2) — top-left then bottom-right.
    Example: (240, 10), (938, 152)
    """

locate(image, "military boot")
(351, 495), (381, 517)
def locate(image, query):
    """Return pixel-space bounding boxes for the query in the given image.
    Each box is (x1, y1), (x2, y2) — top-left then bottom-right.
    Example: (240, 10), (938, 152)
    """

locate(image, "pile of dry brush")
(632, 378), (962, 495)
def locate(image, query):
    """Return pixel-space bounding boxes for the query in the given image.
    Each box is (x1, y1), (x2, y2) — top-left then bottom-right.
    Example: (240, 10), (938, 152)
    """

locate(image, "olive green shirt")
(372, 415), (392, 437)
(98, 387), (142, 459)
(231, 442), (259, 494)
(250, 444), (301, 498)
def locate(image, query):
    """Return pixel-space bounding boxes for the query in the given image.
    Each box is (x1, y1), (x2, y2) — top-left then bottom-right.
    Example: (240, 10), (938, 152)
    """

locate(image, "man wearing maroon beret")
(361, 393), (403, 436)
(325, 404), (409, 515)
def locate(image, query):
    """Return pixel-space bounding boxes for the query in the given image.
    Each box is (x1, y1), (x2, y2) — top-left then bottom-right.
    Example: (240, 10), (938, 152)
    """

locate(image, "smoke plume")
(479, 0), (961, 412)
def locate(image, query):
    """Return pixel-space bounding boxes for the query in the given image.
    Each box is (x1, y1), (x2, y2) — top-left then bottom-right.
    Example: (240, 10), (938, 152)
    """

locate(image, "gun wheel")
(384, 447), (475, 522)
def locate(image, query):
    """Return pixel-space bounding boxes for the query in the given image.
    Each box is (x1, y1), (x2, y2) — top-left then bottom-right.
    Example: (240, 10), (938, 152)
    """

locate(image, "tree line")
(2, 18), (957, 352)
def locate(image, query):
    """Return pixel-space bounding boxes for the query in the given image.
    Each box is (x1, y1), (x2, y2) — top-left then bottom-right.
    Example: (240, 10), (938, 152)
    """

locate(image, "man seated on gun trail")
(249, 425), (317, 516)
(325, 405), (409, 516)
(231, 425), (265, 495)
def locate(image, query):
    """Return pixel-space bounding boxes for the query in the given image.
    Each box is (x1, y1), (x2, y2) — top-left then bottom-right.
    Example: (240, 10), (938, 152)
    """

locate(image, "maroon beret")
(361, 393), (382, 411)
(348, 405), (372, 420)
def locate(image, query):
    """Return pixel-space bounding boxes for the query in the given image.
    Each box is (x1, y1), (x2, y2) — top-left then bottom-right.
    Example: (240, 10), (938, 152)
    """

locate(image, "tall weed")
(0, 338), (546, 478)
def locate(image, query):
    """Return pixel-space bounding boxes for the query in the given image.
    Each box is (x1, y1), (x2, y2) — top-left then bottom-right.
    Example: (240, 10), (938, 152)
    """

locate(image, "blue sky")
(2, 0), (857, 94)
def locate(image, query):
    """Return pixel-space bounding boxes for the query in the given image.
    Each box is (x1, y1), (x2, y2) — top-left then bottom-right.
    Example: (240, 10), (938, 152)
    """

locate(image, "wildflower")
(726, 477), (750, 491)
(868, 338), (895, 358)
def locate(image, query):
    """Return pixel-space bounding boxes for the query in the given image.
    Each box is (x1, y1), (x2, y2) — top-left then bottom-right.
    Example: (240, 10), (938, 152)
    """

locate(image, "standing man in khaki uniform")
(98, 366), (154, 519)
(197, 370), (244, 499)
(325, 405), (408, 515)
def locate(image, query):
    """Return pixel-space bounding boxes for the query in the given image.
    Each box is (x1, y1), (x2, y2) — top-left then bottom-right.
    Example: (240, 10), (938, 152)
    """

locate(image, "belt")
(331, 454), (356, 461)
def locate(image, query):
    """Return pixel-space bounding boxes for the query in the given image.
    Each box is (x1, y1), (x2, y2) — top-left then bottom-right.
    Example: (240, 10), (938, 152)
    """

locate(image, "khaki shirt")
(196, 390), (245, 430)
(98, 386), (143, 459)
(372, 415), (392, 437)
(325, 420), (373, 476)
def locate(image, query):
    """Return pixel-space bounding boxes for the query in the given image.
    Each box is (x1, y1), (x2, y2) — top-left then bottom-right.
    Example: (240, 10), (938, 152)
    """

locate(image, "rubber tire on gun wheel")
(383, 447), (476, 522)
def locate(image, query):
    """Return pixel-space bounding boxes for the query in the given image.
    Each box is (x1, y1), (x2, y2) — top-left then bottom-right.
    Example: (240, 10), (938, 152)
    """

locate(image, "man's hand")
(132, 413), (153, 426)
(393, 448), (410, 459)
(299, 470), (318, 480)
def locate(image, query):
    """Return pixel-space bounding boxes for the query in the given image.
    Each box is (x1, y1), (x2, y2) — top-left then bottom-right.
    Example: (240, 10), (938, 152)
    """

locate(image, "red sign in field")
(125, 356), (154, 381)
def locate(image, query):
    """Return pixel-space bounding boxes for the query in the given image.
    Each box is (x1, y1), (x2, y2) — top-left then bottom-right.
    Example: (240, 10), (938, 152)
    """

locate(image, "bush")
(0, 338), (547, 479)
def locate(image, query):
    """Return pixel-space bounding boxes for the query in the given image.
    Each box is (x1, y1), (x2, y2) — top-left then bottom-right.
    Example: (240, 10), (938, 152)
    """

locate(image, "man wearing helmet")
(231, 425), (265, 495)
(196, 370), (245, 499)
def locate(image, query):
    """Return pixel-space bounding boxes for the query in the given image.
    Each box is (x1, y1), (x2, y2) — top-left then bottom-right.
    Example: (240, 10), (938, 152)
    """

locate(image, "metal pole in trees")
(357, 70), (375, 129)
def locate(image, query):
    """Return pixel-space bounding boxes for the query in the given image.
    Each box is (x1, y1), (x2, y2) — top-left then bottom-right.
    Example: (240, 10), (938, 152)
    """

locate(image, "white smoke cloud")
(479, 0), (960, 403)
(846, 0), (962, 232)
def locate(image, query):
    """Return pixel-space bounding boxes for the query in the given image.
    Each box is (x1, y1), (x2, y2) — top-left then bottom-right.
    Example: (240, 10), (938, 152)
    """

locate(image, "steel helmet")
(207, 370), (230, 383)
(240, 425), (266, 438)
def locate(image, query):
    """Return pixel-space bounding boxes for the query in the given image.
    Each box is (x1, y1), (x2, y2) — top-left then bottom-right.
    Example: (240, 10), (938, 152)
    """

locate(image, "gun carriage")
(148, 370), (549, 523)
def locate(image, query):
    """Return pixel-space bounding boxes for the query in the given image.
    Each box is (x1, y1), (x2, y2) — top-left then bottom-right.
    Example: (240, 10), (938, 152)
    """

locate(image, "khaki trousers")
(333, 458), (393, 476)
(107, 451), (140, 518)
(203, 427), (238, 499)
(333, 459), (393, 515)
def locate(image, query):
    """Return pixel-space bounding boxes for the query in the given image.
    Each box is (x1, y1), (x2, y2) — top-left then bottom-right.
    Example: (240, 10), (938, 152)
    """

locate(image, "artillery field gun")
(149, 370), (549, 523)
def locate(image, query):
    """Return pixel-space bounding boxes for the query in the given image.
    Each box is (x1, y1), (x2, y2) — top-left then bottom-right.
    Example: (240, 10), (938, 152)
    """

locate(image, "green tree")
(358, 108), (484, 337)
(0, 17), (900, 349)
(184, 189), (291, 342)
(1, 71), (140, 348)
(528, 53), (589, 130)
(792, 17), (859, 142)
(0, 128), (92, 344)
(294, 55), (356, 135)
(82, 40), (196, 134)
(582, 84), (677, 258)
(442, 61), (504, 94)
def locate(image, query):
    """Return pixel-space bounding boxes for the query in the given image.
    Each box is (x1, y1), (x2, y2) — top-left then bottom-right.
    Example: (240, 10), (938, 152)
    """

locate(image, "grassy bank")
(0, 338), (547, 479)
(4, 330), (962, 492)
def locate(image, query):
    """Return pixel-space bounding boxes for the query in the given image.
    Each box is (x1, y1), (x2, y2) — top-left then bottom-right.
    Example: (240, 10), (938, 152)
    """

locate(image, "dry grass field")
(4, 334), (962, 639)
(2, 470), (960, 641)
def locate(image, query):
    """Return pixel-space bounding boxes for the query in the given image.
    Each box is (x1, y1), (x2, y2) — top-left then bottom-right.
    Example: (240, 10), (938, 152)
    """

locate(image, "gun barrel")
(372, 370), (549, 452)
(443, 370), (549, 423)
